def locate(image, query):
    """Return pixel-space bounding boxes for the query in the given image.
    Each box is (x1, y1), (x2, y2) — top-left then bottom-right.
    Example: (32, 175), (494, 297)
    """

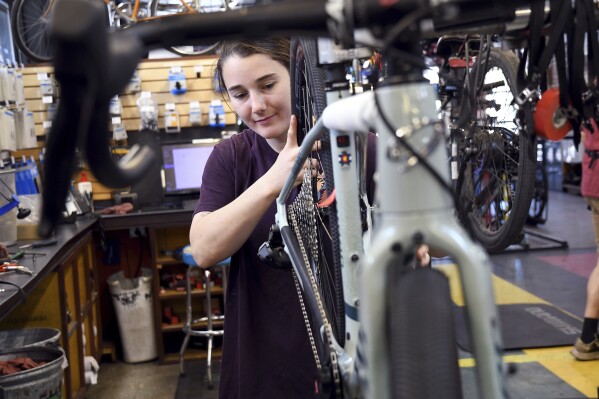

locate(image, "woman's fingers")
(312, 140), (321, 152)
(416, 244), (431, 267)
(286, 115), (298, 147)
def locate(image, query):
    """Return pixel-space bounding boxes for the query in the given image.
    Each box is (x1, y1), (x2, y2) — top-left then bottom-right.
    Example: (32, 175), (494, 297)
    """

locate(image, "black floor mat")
(454, 303), (582, 352)
(175, 360), (220, 399)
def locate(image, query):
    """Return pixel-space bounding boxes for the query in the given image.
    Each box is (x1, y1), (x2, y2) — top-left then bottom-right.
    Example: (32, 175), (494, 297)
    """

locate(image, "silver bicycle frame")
(277, 78), (506, 399)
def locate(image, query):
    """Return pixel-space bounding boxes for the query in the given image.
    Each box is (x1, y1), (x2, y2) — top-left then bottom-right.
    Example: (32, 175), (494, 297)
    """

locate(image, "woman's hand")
(265, 115), (318, 196)
(416, 244), (431, 267)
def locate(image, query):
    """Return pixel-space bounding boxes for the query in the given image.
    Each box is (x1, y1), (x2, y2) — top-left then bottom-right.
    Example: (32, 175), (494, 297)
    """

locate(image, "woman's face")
(222, 53), (291, 148)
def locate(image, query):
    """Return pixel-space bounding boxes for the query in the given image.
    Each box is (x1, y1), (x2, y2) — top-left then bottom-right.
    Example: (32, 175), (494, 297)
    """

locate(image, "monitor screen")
(161, 141), (217, 195)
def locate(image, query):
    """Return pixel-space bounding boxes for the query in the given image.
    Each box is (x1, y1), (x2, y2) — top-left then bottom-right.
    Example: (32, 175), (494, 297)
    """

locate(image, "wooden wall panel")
(21, 56), (235, 140)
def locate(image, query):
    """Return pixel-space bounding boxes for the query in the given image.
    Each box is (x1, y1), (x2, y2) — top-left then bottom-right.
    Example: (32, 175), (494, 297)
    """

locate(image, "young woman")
(189, 37), (378, 398)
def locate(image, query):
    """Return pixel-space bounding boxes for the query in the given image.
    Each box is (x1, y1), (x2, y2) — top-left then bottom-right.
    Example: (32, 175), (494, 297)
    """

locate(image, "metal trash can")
(107, 268), (157, 363)
(0, 328), (61, 351)
(0, 346), (64, 399)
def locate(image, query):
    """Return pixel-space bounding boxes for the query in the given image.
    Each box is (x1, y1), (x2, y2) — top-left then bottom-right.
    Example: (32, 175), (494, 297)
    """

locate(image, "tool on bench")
(19, 238), (58, 250)
(0, 263), (34, 276)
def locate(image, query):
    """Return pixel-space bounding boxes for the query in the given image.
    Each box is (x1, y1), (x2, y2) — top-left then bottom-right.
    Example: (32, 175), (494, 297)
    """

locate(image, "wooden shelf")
(161, 319), (224, 332)
(156, 256), (182, 266)
(159, 286), (224, 299)
(163, 347), (222, 364)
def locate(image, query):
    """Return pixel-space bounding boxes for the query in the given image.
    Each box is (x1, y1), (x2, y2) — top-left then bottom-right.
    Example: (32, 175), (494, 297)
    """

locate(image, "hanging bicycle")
(436, 36), (536, 251)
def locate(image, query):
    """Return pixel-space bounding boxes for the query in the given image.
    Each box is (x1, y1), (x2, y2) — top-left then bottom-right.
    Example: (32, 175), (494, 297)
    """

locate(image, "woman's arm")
(190, 172), (281, 267)
(190, 116), (312, 267)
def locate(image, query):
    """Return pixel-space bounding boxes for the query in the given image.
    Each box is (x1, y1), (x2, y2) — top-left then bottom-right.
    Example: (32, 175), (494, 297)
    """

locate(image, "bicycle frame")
(277, 74), (505, 398)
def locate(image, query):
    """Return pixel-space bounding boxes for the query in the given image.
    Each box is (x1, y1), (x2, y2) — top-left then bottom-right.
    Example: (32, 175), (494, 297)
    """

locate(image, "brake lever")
(39, 0), (154, 237)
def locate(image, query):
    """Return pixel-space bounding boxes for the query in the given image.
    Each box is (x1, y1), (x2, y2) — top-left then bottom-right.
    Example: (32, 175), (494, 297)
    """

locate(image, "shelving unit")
(149, 224), (226, 364)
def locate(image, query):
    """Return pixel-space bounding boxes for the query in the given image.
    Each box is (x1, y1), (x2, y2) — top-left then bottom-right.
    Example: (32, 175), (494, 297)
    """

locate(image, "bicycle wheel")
(11, 0), (55, 63)
(389, 267), (462, 399)
(290, 37), (345, 347)
(455, 48), (536, 252)
(150, 0), (225, 56)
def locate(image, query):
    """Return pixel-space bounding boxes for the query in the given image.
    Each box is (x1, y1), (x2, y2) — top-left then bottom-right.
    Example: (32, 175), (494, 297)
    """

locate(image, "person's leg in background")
(572, 197), (599, 360)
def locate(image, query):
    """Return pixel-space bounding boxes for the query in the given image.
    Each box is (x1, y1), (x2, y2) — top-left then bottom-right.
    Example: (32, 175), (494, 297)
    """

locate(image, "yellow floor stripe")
(438, 264), (599, 397)
(438, 264), (546, 306)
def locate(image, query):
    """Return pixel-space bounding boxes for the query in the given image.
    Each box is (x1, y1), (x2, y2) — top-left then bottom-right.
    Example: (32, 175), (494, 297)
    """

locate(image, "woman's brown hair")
(213, 38), (290, 99)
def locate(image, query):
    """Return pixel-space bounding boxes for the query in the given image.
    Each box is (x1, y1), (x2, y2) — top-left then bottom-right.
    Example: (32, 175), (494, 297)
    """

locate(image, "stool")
(180, 245), (229, 389)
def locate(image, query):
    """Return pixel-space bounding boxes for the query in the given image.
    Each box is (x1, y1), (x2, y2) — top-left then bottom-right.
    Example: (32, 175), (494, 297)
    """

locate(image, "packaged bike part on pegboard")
(112, 116), (128, 141)
(109, 96), (122, 116)
(126, 70), (141, 94)
(136, 92), (158, 132)
(189, 101), (202, 126)
(164, 102), (180, 133)
(168, 66), (187, 95)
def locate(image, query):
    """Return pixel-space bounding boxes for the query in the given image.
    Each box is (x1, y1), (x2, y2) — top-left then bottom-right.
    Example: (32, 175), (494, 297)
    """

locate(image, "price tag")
(37, 72), (49, 81)
(42, 96), (53, 104)
(112, 116), (122, 125)
(194, 65), (204, 77)
(43, 120), (52, 129)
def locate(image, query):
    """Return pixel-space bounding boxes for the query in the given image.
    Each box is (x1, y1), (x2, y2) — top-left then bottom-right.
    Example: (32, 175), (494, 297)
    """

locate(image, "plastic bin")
(0, 328), (61, 351)
(0, 346), (64, 399)
(107, 268), (157, 363)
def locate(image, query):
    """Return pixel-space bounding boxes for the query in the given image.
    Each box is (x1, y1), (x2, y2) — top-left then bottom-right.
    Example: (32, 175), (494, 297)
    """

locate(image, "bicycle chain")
(288, 180), (341, 397)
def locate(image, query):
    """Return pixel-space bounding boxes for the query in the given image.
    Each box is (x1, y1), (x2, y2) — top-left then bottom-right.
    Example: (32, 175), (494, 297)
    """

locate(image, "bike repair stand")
(500, 228), (569, 253)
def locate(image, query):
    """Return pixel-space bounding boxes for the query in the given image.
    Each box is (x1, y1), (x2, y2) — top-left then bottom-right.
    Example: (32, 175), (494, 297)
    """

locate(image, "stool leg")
(205, 269), (214, 389)
(179, 333), (191, 375)
(179, 266), (195, 375)
(207, 335), (214, 389)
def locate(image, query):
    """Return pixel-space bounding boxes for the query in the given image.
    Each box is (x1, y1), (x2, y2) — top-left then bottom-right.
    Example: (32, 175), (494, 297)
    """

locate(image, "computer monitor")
(161, 140), (218, 196)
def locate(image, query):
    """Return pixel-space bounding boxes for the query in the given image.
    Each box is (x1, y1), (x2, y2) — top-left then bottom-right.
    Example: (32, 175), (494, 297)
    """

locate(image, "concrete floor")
(85, 190), (599, 399)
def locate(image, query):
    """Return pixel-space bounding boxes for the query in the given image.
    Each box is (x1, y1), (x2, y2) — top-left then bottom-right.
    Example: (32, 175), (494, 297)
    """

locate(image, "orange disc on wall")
(533, 88), (573, 141)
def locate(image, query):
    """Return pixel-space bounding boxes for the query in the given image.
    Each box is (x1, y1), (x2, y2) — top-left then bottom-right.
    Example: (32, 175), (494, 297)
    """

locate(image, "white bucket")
(0, 169), (17, 246)
(107, 268), (158, 363)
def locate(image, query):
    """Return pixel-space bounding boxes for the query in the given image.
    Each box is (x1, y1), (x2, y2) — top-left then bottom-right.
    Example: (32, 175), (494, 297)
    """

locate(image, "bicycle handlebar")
(40, 0), (537, 237)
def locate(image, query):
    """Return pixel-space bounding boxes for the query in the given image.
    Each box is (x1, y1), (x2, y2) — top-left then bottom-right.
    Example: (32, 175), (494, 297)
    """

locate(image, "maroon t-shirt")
(196, 129), (376, 399)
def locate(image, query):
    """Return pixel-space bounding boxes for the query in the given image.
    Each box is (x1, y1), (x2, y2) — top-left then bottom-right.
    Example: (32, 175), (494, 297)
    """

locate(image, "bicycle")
(10, 0), (242, 63)
(435, 36), (537, 252)
(38, 0), (587, 397)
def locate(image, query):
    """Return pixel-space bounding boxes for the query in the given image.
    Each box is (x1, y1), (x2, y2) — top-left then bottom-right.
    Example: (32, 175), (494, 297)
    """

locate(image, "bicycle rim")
(150, 0), (224, 56)
(389, 267), (462, 399)
(11, 0), (54, 63)
(290, 37), (346, 347)
(456, 49), (536, 252)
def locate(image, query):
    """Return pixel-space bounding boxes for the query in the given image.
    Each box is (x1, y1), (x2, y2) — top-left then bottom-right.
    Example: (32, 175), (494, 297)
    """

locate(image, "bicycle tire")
(389, 267), (462, 399)
(290, 37), (346, 347)
(150, 0), (224, 56)
(455, 48), (536, 252)
(11, 0), (54, 63)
